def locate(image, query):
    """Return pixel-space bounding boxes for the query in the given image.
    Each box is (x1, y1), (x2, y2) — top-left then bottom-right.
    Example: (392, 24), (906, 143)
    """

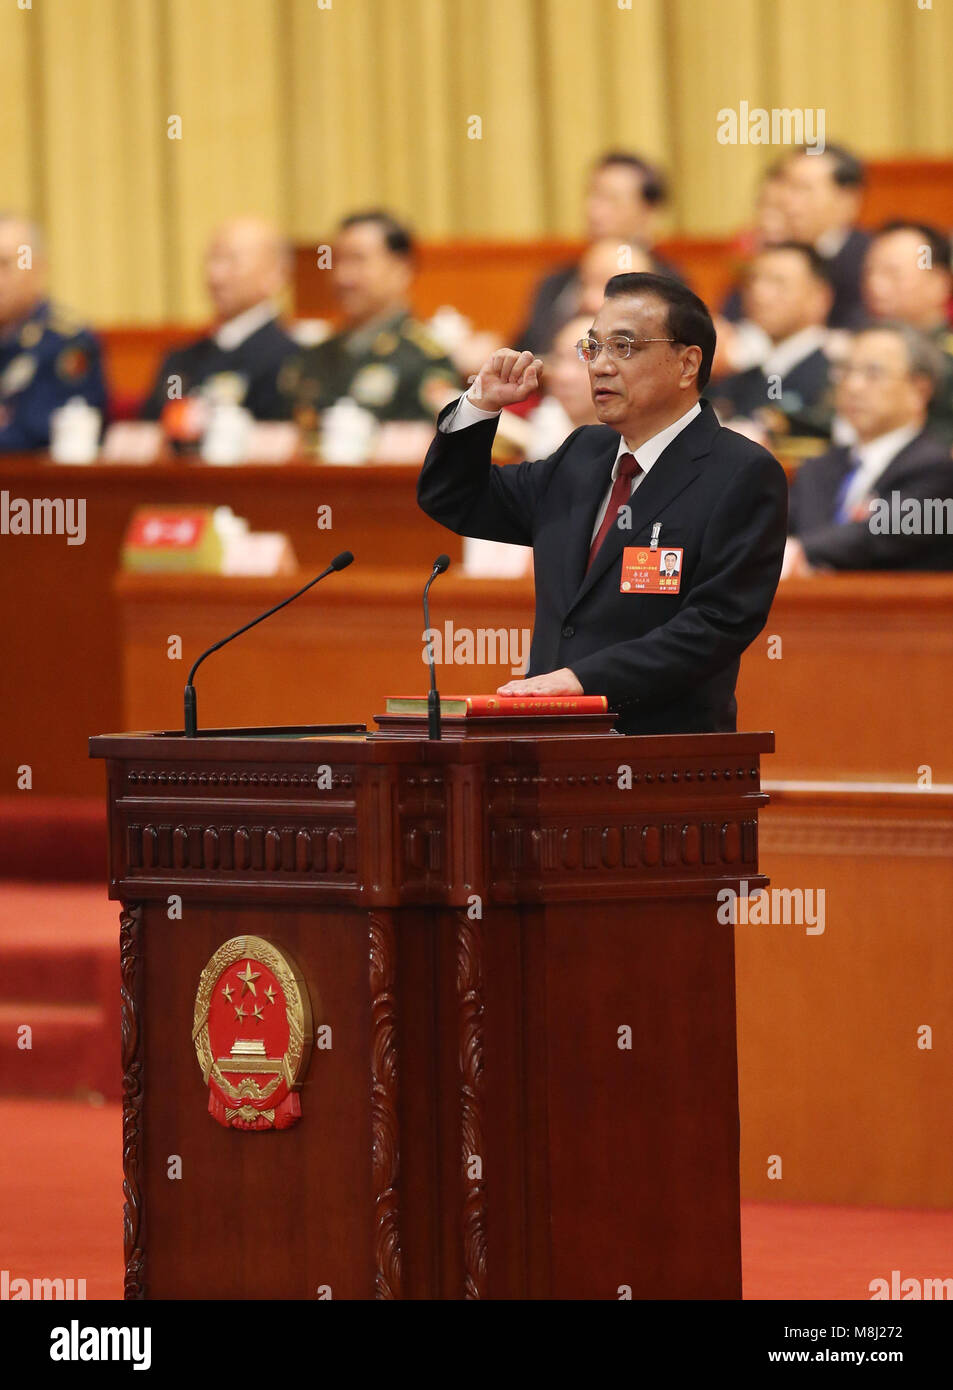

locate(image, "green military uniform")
(926, 322), (953, 448)
(278, 309), (460, 440)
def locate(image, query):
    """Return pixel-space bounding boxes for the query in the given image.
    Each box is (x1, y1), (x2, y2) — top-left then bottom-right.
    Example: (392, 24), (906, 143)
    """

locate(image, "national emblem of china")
(192, 936), (313, 1131)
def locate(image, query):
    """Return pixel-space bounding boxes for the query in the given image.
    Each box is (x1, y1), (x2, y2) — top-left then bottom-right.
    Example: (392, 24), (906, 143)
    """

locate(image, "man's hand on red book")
(496, 668), (583, 697)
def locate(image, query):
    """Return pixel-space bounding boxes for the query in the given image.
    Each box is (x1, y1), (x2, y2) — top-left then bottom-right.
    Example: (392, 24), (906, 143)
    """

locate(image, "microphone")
(183, 550), (354, 737)
(422, 553), (450, 740)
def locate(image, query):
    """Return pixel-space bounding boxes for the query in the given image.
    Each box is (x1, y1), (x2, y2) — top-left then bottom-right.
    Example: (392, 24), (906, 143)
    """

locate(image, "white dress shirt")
(588, 402), (702, 541)
(838, 421), (921, 518)
(213, 300), (279, 351)
(441, 393), (702, 542)
(758, 325), (829, 381)
(444, 394), (705, 544)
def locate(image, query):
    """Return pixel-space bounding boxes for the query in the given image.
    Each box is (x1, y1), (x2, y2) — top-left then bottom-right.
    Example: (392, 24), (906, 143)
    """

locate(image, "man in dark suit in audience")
(863, 221), (953, 445)
(515, 152), (681, 356)
(782, 144), (869, 330)
(418, 273), (788, 735)
(784, 323), (953, 574)
(711, 242), (834, 436)
(141, 216), (296, 427)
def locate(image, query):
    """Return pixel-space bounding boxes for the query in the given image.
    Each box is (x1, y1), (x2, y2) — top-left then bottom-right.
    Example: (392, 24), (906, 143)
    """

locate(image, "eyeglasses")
(576, 335), (679, 362)
(829, 363), (911, 385)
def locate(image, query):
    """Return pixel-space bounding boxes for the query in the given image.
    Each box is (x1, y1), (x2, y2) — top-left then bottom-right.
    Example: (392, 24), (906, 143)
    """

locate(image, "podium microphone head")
(331, 550), (355, 571)
(432, 554), (450, 575)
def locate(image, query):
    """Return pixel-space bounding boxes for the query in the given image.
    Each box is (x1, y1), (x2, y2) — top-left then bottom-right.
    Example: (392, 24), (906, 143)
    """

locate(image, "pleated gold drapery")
(0, 0), (949, 323)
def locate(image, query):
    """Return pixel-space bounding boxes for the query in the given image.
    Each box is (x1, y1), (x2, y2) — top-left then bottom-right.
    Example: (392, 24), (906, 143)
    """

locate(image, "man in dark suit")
(515, 152), (682, 356)
(783, 144), (869, 329)
(141, 217), (297, 429)
(784, 323), (953, 574)
(711, 242), (834, 437)
(862, 221), (953, 446)
(417, 273), (789, 735)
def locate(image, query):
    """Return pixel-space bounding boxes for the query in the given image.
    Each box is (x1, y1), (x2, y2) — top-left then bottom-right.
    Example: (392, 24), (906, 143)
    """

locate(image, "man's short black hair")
(338, 209), (415, 259)
(664, 551), (678, 560)
(594, 151), (667, 206)
(872, 220), (952, 274)
(602, 272), (717, 391)
(793, 142), (866, 189)
(756, 239), (836, 288)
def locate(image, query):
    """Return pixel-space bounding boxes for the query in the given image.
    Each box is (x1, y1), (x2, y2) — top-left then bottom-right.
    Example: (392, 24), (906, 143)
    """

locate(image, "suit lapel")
(569, 402), (720, 608)
(872, 431), (932, 494)
(563, 429), (619, 599)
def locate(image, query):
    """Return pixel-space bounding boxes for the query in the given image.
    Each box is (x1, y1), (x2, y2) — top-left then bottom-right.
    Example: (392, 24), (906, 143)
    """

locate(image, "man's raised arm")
(417, 348), (575, 545)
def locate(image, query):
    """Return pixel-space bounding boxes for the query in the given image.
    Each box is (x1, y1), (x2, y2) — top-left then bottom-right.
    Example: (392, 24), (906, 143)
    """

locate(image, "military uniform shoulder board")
(47, 305), (85, 339)
(18, 320), (44, 350)
(372, 330), (400, 357)
(401, 319), (448, 360)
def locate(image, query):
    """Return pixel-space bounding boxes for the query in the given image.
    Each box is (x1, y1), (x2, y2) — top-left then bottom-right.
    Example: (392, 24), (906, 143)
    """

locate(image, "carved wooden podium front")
(89, 725), (772, 1300)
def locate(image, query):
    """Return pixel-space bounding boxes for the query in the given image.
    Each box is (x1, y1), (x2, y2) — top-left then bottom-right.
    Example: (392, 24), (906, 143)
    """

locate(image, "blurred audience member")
(141, 217), (296, 432)
(863, 220), (953, 443)
(577, 240), (656, 318)
(784, 323), (953, 574)
(515, 151), (678, 355)
(782, 144), (869, 329)
(721, 162), (792, 324)
(712, 243), (834, 438)
(523, 314), (601, 456)
(280, 211), (459, 438)
(0, 214), (107, 451)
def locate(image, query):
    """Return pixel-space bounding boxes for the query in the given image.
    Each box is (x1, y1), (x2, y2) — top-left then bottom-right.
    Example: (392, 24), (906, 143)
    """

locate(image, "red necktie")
(587, 452), (642, 571)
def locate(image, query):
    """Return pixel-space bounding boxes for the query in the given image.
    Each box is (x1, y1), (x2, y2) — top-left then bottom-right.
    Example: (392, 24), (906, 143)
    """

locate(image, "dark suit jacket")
(789, 427), (953, 569)
(417, 398), (789, 734)
(712, 346), (832, 435)
(141, 317), (297, 421)
(823, 226), (870, 330)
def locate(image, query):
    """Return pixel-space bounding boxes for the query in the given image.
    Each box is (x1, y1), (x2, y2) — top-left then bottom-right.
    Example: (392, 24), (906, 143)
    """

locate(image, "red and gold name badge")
(620, 545), (684, 594)
(192, 936), (313, 1131)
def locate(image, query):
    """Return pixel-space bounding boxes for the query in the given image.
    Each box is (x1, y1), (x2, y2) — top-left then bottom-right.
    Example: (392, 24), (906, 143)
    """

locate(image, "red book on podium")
(374, 693), (619, 739)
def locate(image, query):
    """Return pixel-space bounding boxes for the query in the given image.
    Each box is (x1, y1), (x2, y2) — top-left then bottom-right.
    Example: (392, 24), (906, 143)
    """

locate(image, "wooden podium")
(89, 723), (773, 1300)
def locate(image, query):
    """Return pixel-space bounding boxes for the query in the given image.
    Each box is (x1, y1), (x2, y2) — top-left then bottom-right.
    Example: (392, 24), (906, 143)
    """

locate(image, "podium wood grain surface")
(90, 726), (772, 1299)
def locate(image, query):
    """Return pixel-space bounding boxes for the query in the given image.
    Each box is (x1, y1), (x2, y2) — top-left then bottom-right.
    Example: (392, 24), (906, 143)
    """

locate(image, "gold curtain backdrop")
(0, 0), (950, 323)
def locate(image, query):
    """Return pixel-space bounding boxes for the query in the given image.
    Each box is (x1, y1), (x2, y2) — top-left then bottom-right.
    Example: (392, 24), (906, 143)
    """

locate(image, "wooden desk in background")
(115, 571), (953, 785)
(0, 456), (457, 796)
(112, 569), (953, 1208)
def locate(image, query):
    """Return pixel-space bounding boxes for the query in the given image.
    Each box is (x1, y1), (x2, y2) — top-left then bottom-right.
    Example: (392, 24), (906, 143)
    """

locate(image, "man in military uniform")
(0, 215), (107, 451)
(862, 221), (953, 446)
(279, 211), (460, 441)
(141, 217), (296, 432)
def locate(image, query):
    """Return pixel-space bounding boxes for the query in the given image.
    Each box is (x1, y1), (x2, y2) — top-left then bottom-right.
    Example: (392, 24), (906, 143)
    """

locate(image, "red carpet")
(2, 875), (953, 1299)
(0, 881), (120, 1101)
(0, 798), (106, 881)
(1, 1096), (951, 1300)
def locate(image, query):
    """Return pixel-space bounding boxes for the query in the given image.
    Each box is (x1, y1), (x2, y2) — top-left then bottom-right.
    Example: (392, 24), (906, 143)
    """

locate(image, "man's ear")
(681, 345), (702, 388)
